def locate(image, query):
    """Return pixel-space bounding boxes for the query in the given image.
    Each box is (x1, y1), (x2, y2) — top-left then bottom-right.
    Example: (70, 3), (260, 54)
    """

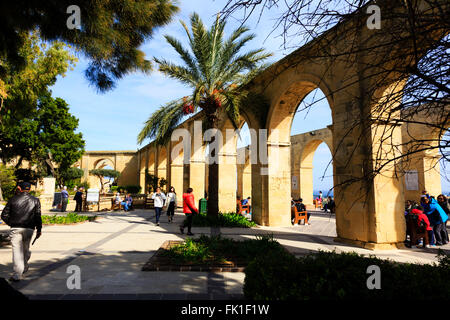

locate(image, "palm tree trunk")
(206, 114), (219, 217)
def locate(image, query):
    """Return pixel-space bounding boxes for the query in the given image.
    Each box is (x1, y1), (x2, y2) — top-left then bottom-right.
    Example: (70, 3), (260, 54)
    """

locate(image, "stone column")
(265, 140), (292, 226)
(139, 150), (146, 193)
(169, 139), (184, 207)
(333, 83), (406, 249)
(299, 166), (313, 205)
(188, 120), (206, 203)
(156, 145), (167, 181)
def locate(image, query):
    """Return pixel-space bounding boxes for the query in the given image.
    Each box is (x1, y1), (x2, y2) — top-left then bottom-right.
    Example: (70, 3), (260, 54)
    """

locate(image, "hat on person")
(18, 182), (31, 190)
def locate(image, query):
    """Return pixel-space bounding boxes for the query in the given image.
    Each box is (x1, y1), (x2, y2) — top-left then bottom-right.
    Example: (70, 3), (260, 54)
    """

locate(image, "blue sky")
(49, 0), (449, 193)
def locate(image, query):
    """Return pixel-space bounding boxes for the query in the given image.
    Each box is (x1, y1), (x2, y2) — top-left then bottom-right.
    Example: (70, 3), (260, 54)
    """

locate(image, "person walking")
(166, 186), (177, 223)
(180, 187), (198, 236)
(152, 187), (166, 226)
(61, 186), (69, 212)
(1, 182), (42, 282)
(74, 187), (83, 212)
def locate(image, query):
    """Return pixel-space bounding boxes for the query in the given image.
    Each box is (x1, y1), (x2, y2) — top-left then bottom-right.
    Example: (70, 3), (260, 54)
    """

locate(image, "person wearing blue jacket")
(420, 195), (448, 245)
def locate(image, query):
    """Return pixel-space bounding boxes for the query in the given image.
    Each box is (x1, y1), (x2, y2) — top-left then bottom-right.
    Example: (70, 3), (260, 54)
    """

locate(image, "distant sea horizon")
(313, 190), (450, 198)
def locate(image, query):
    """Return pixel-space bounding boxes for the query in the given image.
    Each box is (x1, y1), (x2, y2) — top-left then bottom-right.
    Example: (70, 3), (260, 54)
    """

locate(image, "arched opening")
(290, 87), (333, 212)
(262, 70), (335, 227)
(237, 122), (252, 215)
(440, 130), (450, 196)
(90, 158), (116, 192)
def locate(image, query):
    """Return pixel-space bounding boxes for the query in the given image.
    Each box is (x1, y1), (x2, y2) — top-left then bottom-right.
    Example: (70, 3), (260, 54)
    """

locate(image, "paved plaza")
(0, 209), (448, 300)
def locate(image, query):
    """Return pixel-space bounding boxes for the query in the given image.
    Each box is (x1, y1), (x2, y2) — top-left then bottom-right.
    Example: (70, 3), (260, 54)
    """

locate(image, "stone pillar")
(218, 152), (237, 213)
(169, 139), (184, 207)
(188, 120), (206, 202)
(333, 84), (406, 249)
(299, 166), (313, 205)
(139, 150), (146, 193)
(265, 140), (292, 226)
(157, 145), (167, 181)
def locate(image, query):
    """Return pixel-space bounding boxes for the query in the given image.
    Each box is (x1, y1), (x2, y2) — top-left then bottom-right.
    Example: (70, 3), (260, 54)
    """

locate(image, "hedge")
(117, 185), (141, 194)
(187, 212), (256, 228)
(244, 249), (450, 300)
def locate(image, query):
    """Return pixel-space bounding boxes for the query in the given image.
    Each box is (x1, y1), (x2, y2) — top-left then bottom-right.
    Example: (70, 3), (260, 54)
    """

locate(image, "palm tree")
(138, 13), (271, 216)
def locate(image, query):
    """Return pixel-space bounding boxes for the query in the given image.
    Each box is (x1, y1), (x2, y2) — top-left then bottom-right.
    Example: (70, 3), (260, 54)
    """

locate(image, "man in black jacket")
(1, 182), (42, 282)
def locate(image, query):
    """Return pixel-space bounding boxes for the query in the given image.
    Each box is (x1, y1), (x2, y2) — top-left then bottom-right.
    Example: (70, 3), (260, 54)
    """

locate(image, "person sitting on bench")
(124, 193), (133, 211)
(292, 198), (310, 225)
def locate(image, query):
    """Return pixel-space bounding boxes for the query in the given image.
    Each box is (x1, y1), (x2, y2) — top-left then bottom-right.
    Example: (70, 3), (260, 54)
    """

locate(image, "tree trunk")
(205, 113), (220, 217)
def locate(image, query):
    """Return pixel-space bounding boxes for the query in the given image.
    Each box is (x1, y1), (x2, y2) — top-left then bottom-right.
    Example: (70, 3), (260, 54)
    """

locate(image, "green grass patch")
(160, 234), (283, 266)
(244, 248), (450, 300)
(186, 212), (256, 228)
(41, 213), (97, 225)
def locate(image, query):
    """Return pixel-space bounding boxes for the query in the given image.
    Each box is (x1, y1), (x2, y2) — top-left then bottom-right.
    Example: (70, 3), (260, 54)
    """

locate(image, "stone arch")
(266, 72), (335, 144)
(297, 138), (333, 205)
(93, 158), (116, 170)
(261, 72), (335, 226)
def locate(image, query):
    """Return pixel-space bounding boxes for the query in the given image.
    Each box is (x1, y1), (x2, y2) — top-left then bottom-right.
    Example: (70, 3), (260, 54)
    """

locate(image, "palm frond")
(163, 35), (200, 81)
(154, 57), (198, 86)
(138, 99), (185, 145)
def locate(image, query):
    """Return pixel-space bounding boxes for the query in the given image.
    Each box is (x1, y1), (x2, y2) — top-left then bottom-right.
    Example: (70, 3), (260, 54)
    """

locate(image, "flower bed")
(142, 234), (283, 272)
(41, 213), (98, 225)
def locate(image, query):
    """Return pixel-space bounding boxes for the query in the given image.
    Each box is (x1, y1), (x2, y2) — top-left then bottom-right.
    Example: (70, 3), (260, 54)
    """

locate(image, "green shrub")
(78, 181), (90, 190)
(41, 213), (96, 224)
(244, 249), (450, 300)
(110, 186), (119, 193)
(118, 185), (141, 194)
(0, 164), (16, 201)
(187, 212), (256, 228)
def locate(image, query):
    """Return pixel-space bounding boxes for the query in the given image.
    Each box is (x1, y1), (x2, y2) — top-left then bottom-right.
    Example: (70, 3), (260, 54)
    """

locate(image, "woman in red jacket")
(180, 188), (198, 236)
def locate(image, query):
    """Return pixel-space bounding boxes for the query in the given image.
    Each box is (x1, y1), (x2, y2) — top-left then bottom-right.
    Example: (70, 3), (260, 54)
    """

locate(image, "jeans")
(9, 228), (34, 280)
(428, 230), (435, 245)
(61, 198), (68, 212)
(433, 223), (446, 245)
(121, 201), (129, 211)
(182, 214), (193, 233)
(167, 202), (175, 216)
(155, 207), (162, 223)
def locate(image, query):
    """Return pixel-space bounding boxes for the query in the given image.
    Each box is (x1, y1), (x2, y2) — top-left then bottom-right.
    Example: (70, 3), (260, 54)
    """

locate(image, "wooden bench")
(111, 198), (122, 211)
(236, 200), (250, 215)
(406, 215), (429, 247)
(292, 206), (308, 225)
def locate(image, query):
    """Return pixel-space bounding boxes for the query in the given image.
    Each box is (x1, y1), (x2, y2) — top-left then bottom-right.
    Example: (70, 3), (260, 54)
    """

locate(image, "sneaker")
(8, 277), (20, 283)
(179, 226), (184, 234)
(156, 222), (160, 226)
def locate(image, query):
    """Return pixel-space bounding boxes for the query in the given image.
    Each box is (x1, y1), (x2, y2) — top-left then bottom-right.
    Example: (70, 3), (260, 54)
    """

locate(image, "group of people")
(114, 193), (133, 211)
(405, 191), (449, 248)
(291, 198), (311, 225)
